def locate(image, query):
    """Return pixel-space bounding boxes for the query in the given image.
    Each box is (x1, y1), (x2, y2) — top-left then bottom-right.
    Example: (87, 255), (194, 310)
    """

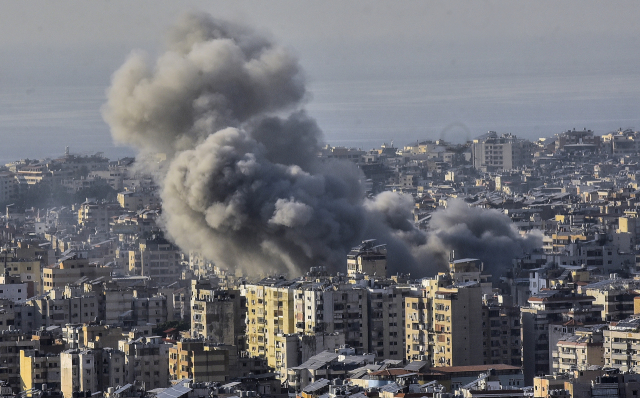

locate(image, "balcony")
(611, 342), (629, 351)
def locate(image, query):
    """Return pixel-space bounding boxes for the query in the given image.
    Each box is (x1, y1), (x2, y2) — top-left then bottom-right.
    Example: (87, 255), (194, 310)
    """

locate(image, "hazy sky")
(1, 1), (640, 161)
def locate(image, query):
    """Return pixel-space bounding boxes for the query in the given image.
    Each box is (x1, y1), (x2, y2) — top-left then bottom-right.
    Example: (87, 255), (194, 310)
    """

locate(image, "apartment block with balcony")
(603, 316), (640, 372)
(190, 281), (244, 348)
(521, 289), (598, 384)
(551, 326), (604, 373)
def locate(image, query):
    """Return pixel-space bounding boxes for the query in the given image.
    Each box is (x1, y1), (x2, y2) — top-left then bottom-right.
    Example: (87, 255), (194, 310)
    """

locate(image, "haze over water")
(2, 70), (640, 164)
(1, 2), (640, 164)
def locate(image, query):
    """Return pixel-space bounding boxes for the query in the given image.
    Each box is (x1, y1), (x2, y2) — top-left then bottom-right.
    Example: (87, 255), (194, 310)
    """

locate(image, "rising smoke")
(103, 12), (541, 277)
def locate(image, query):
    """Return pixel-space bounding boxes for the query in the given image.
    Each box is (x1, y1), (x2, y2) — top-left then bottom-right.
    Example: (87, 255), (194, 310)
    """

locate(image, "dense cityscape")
(1, 127), (640, 397)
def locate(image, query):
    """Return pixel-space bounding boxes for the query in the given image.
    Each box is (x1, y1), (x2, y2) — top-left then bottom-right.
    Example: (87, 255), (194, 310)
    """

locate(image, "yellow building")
(244, 280), (298, 371)
(405, 259), (487, 367)
(20, 349), (61, 394)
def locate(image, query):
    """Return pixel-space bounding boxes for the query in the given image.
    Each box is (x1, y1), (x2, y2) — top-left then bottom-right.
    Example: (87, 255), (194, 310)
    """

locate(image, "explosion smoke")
(103, 12), (541, 277)
(422, 199), (543, 277)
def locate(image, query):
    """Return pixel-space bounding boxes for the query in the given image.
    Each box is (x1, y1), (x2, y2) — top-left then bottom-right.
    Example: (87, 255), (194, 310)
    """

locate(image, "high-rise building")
(405, 259), (497, 367)
(471, 131), (532, 172)
(190, 281), (244, 348)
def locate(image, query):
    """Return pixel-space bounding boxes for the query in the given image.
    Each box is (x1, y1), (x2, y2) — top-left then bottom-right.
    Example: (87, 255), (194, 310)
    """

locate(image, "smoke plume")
(422, 199), (543, 277)
(103, 12), (541, 277)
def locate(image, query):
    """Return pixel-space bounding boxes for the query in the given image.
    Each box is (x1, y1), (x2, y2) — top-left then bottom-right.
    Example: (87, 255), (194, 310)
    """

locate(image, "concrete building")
(551, 326), (604, 373)
(405, 259), (490, 367)
(137, 236), (181, 285)
(0, 330), (40, 390)
(77, 200), (122, 232)
(603, 316), (640, 372)
(471, 132), (532, 172)
(3, 259), (41, 295)
(42, 256), (112, 292)
(521, 289), (598, 384)
(481, 298), (522, 367)
(118, 335), (170, 390)
(347, 240), (387, 277)
(168, 340), (233, 383)
(19, 349), (61, 393)
(244, 278), (300, 370)
(117, 190), (160, 211)
(190, 282), (244, 347)
(366, 285), (407, 359)
(582, 278), (639, 322)
(60, 346), (125, 398)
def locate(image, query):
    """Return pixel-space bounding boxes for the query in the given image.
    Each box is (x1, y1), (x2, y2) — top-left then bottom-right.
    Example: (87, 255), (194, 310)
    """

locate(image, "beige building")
(77, 200), (122, 231)
(190, 281), (244, 346)
(4, 260), (41, 295)
(136, 236), (181, 284)
(42, 256), (112, 292)
(471, 131), (532, 172)
(60, 346), (125, 398)
(244, 279), (299, 371)
(168, 340), (232, 383)
(405, 259), (487, 367)
(347, 240), (387, 277)
(552, 327), (604, 373)
(117, 190), (160, 210)
(603, 316), (640, 372)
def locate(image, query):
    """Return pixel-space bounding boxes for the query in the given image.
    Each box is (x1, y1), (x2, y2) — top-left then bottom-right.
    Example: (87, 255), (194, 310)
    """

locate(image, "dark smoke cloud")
(103, 12), (541, 277)
(422, 199), (543, 277)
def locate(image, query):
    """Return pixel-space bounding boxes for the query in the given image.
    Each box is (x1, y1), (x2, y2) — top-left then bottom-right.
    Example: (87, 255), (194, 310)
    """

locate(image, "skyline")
(1, 1), (640, 162)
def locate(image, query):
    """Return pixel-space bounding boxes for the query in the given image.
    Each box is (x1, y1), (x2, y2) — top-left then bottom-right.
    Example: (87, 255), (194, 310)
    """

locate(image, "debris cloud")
(103, 12), (541, 277)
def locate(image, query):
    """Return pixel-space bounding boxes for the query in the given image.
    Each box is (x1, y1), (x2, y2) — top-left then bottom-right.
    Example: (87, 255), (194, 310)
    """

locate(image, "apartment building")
(168, 340), (232, 383)
(244, 278), (300, 370)
(190, 281), (244, 347)
(0, 330), (41, 390)
(405, 259), (489, 367)
(3, 259), (41, 295)
(367, 285), (407, 359)
(582, 278), (639, 322)
(28, 289), (100, 329)
(294, 284), (369, 353)
(19, 349), (61, 393)
(472, 131), (532, 171)
(60, 347), (125, 398)
(117, 190), (160, 211)
(77, 200), (122, 232)
(118, 335), (170, 390)
(42, 256), (112, 292)
(346, 240), (387, 277)
(551, 326), (604, 373)
(482, 299), (522, 367)
(521, 289), (598, 384)
(603, 316), (640, 372)
(138, 236), (181, 284)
